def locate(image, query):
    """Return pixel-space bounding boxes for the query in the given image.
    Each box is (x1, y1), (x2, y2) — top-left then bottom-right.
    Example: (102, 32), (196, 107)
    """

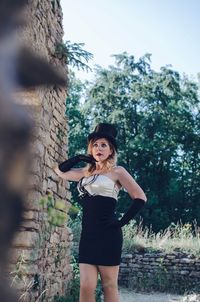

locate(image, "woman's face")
(91, 138), (112, 162)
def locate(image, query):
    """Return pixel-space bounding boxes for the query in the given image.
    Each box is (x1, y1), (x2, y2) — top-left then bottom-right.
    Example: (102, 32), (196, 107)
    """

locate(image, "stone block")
(180, 258), (195, 264)
(50, 232), (60, 244)
(28, 174), (42, 190)
(20, 220), (40, 231)
(23, 210), (39, 220)
(180, 270), (189, 275)
(12, 231), (39, 248)
(58, 185), (68, 199)
(26, 190), (42, 211)
(190, 271), (200, 277)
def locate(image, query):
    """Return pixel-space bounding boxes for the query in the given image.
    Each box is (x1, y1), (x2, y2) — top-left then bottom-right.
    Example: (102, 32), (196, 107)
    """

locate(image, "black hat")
(87, 123), (118, 151)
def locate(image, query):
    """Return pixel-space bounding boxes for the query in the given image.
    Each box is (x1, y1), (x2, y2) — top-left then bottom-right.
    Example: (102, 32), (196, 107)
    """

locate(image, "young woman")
(54, 123), (147, 302)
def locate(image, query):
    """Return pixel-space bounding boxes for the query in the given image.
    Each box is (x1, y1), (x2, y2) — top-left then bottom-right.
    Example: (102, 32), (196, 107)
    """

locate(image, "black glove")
(58, 154), (96, 172)
(110, 198), (146, 228)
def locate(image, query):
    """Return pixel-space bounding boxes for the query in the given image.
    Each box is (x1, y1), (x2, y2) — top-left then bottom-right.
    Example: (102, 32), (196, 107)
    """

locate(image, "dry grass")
(179, 294), (200, 302)
(123, 219), (200, 255)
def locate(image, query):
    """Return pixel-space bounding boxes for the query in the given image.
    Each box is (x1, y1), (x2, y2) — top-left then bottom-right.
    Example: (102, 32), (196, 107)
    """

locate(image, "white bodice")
(77, 174), (120, 200)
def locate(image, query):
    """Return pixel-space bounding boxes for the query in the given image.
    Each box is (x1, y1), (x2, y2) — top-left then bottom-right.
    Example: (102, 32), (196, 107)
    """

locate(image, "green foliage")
(67, 204), (80, 219)
(65, 71), (91, 204)
(67, 215), (82, 250)
(66, 71), (90, 157)
(56, 127), (65, 141)
(39, 193), (69, 227)
(66, 49), (200, 231)
(55, 40), (93, 71)
(72, 52), (200, 231)
(128, 269), (188, 294)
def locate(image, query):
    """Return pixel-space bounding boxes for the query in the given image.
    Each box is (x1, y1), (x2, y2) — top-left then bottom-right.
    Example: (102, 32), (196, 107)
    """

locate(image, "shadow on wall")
(0, 1), (66, 301)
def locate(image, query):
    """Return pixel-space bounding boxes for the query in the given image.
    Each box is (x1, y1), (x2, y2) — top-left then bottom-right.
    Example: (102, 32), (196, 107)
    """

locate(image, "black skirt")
(78, 195), (123, 266)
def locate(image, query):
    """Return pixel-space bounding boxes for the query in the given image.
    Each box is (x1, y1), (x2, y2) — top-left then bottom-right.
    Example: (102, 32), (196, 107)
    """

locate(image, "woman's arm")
(111, 166), (147, 227)
(53, 164), (86, 182)
(53, 154), (96, 182)
(115, 166), (147, 201)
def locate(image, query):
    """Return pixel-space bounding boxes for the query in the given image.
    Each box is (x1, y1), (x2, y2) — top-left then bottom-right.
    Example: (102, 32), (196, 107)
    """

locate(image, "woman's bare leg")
(79, 263), (99, 302)
(98, 265), (120, 302)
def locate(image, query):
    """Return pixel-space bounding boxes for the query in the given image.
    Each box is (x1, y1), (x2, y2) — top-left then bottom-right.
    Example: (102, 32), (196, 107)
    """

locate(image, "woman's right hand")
(53, 154), (97, 181)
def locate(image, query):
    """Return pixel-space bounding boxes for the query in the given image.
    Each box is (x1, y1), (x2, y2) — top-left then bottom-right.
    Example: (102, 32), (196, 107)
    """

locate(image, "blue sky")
(60, 0), (200, 80)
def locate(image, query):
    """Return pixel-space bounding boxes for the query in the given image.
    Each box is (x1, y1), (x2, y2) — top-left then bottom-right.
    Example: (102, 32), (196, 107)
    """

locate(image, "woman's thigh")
(79, 263), (99, 288)
(97, 265), (119, 289)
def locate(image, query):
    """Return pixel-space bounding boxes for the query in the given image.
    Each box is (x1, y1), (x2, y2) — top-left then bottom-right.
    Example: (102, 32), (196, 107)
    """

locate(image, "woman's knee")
(102, 279), (118, 292)
(80, 273), (97, 292)
(80, 280), (97, 294)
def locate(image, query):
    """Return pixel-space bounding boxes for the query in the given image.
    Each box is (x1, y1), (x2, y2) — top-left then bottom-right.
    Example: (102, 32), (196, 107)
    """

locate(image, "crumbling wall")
(9, 1), (72, 301)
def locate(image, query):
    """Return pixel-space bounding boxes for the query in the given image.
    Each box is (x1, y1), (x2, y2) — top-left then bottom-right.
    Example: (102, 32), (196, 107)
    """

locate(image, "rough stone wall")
(119, 251), (200, 293)
(9, 1), (72, 301)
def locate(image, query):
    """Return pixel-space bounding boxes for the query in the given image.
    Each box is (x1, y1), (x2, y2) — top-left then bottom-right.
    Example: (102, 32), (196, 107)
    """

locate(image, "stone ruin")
(8, 1), (73, 300)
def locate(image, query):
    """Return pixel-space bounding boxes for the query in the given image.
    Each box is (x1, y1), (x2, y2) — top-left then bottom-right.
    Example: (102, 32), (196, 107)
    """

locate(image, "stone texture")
(9, 1), (73, 301)
(13, 231), (39, 248)
(119, 251), (200, 293)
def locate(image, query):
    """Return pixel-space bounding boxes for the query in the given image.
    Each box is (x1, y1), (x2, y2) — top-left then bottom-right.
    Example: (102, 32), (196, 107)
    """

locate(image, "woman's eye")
(93, 143), (107, 147)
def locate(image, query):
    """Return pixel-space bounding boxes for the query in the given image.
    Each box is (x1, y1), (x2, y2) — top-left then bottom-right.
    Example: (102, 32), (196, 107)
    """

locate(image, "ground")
(119, 288), (183, 302)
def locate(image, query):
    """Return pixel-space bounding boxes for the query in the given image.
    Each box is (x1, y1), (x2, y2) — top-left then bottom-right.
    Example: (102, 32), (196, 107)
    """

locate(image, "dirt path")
(119, 288), (183, 302)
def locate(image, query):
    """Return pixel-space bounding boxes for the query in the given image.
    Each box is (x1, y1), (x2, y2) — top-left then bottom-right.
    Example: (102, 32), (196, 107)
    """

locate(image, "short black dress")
(77, 174), (123, 266)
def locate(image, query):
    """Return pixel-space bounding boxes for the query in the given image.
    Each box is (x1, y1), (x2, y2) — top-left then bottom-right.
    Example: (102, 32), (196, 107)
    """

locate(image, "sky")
(60, 0), (200, 81)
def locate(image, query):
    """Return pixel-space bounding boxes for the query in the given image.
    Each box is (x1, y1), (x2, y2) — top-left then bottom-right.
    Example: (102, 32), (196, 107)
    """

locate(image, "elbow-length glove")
(58, 154), (96, 172)
(110, 198), (146, 228)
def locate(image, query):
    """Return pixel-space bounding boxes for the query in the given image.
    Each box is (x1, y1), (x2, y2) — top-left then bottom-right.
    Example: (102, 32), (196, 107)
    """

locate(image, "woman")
(54, 123), (147, 302)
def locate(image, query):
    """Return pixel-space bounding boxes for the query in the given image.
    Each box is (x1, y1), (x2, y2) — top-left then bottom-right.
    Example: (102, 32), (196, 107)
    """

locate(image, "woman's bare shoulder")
(113, 166), (127, 175)
(108, 166), (127, 182)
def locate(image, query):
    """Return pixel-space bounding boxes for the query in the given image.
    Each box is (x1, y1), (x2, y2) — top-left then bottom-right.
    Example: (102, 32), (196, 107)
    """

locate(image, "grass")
(63, 217), (200, 301)
(180, 294), (200, 302)
(69, 215), (200, 256)
(122, 219), (200, 256)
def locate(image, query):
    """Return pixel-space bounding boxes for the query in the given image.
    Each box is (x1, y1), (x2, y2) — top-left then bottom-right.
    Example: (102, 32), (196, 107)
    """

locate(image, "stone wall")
(9, 1), (72, 301)
(119, 251), (200, 294)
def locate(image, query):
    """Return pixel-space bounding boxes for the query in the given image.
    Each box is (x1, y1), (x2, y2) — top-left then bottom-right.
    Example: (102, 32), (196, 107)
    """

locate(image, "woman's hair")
(84, 137), (117, 177)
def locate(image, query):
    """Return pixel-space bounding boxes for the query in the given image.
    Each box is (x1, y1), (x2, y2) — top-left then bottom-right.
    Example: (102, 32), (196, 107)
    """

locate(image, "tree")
(65, 71), (90, 206)
(59, 41), (94, 208)
(56, 40), (93, 72)
(81, 53), (200, 231)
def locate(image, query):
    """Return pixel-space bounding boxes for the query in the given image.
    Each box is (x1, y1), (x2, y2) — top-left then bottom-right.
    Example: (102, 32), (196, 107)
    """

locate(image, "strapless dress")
(77, 174), (123, 266)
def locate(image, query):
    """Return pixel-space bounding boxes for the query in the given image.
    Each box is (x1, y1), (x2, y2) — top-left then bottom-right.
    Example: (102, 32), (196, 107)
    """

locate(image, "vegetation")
(69, 215), (200, 256)
(123, 219), (200, 256)
(67, 52), (200, 232)
(55, 40), (93, 71)
(180, 294), (200, 302)
(60, 41), (200, 299)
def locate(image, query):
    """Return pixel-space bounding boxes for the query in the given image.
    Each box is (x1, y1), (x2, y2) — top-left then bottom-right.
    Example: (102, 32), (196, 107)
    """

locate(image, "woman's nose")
(97, 145), (102, 151)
